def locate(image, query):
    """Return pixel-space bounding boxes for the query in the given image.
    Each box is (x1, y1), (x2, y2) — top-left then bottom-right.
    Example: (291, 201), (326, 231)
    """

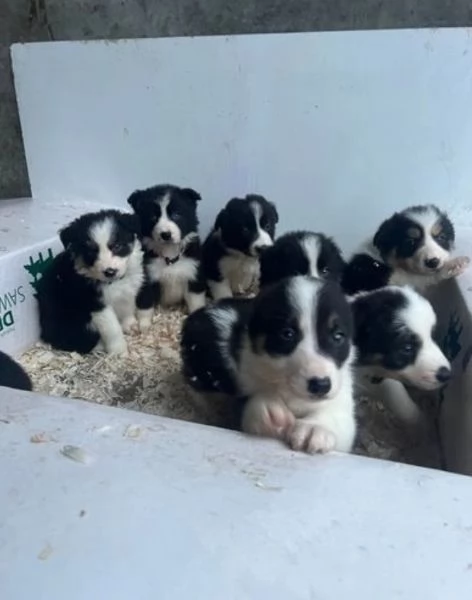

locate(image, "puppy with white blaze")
(181, 276), (357, 454)
(202, 194), (279, 300)
(127, 184), (206, 331)
(259, 230), (345, 289)
(37, 210), (143, 356)
(342, 204), (470, 295)
(350, 285), (451, 424)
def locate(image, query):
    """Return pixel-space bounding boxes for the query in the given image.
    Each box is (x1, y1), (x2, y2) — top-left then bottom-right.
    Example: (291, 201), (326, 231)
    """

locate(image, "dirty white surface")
(12, 29), (472, 252)
(1, 390), (472, 600)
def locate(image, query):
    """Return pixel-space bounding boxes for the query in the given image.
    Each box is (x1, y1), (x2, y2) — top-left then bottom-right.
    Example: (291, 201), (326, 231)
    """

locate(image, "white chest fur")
(101, 251), (143, 320)
(147, 255), (199, 306)
(220, 254), (260, 294)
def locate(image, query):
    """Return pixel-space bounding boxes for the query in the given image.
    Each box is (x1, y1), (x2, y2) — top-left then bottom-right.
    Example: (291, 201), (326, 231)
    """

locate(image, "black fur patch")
(259, 231), (345, 288)
(316, 282), (353, 367)
(351, 288), (421, 370)
(180, 298), (253, 396)
(342, 253), (392, 295)
(0, 351), (32, 391)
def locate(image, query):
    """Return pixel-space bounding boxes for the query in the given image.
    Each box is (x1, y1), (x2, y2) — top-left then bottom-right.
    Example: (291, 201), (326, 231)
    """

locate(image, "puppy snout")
(103, 267), (118, 279)
(307, 376), (331, 397)
(436, 366), (452, 384)
(424, 257), (440, 270)
(160, 231), (172, 242)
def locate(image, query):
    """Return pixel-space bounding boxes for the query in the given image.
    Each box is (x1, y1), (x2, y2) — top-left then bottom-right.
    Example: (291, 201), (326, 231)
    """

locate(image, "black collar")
(164, 254), (180, 266)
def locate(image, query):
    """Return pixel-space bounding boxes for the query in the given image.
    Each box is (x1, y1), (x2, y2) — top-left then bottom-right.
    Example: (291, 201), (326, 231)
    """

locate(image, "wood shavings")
(19, 307), (441, 469)
(30, 432), (54, 443)
(37, 543), (53, 561)
(60, 445), (95, 465)
(123, 424), (146, 439)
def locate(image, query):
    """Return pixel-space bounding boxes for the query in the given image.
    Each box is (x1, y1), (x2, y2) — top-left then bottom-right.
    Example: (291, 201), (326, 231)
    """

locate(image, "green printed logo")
(23, 248), (55, 297)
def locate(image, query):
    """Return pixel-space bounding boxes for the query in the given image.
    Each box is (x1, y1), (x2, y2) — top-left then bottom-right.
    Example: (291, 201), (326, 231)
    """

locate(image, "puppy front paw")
(442, 256), (470, 279)
(136, 309), (154, 334)
(288, 422), (336, 454)
(243, 402), (295, 439)
(122, 316), (138, 334)
(106, 339), (129, 357)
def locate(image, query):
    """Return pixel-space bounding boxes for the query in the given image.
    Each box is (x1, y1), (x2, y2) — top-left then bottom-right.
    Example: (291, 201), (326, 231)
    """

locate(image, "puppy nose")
(307, 376), (331, 397)
(103, 267), (118, 278)
(436, 366), (452, 384)
(424, 257), (440, 270)
(160, 231), (172, 241)
(255, 245), (270, 256)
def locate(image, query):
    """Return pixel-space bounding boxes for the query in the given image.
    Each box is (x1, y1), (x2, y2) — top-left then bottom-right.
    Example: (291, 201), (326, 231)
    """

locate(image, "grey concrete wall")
(1, 0), (472, 198)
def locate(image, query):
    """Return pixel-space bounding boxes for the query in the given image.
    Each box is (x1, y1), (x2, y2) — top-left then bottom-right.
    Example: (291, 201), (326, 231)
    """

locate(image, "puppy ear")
(59, 221), (78, 250)
(118, 213), (141, 236)
(269, 201), (279, 224)
(127, 189), (146, 212)
(373, 214), (401, 258)
(180, 188), (202, 203)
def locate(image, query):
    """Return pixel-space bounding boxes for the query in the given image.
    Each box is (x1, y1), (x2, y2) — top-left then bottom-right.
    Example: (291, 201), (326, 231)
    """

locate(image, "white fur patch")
(147, 253), (200, 308)
(249, 200), (273, 255)
(300, 235), (322, 278)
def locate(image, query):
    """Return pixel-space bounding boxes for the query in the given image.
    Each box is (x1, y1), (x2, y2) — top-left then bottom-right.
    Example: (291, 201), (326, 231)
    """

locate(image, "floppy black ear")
(269, 201), (279, 224)
(118, 212), (141, 236)
(127, 189), (146, 212)
(372, 214), (401, 258)
(180, 187), (202, 204)
(59, 221), (79, 250)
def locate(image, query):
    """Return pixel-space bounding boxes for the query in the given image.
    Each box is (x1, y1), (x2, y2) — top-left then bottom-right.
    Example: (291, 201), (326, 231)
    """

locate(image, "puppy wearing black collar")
(128, 184), (206, 332)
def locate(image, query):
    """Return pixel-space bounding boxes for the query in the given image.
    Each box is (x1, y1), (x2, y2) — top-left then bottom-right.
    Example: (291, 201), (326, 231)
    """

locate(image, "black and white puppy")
(202, 194), (278, 300)
(37, 210), (143, 355)
(343, 204), (470, 295)
(181, 276), (357, 454)
(259, 230), (345, 289)
(0, 351), (32, 391)
(351, 285), (451, 424)
(128, 184), (206, 331)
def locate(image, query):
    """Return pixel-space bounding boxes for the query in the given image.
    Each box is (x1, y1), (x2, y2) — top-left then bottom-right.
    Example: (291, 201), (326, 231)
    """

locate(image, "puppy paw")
(137, 316), (153, 334)
(244, 403), (295, 439)
(288, 422), (336, 454)
(122, 316), (138, 334)
(107, 340), (129, 357)
(442, 256), (470, 279)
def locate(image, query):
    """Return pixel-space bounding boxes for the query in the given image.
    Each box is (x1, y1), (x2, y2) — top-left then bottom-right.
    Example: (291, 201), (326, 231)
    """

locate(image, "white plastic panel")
(11, 29), (472, 253)
(1, 391), (472, 600)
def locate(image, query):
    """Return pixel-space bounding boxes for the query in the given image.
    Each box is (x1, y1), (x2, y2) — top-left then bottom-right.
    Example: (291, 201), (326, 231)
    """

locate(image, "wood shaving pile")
(19, 308), (441, 468)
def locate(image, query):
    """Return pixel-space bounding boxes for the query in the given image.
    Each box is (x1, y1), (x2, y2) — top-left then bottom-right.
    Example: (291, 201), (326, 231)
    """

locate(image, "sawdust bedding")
(19, 307), (441, 469)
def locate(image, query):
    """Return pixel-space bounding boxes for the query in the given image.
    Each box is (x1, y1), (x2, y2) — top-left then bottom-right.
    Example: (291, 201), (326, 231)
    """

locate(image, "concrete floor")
(1, 0), (472, 199)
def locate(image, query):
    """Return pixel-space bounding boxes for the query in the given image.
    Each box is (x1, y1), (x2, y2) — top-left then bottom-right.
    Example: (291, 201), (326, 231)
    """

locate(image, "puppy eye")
(260, 221), (270, 232)
(168, 211), (179, 220)
(242, 227), (251, 235)
(110, 243), (126, 253)
(320, 266), (330, 275)
(331, 328), (345, 344)
(279, 327), (296, 341)
(402, 343), (414, 353)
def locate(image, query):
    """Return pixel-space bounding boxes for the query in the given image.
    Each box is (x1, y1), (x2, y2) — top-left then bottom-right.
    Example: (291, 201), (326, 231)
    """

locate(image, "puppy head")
(127, 184), (201, 246)
(259, 231), (345, 288)
(215, 194), (278, 257)
(373, 204), (454, 274)
(352, 285), (451, 390)
(60, 210), (141, 283)
(247, 276), (354, 400)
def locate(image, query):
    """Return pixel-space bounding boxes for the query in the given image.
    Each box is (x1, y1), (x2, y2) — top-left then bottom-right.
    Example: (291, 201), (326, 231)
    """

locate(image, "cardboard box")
(0, 198), (109, 356)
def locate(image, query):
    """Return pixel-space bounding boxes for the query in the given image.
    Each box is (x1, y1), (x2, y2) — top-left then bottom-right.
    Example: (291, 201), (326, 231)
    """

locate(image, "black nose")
(425, 257), (440, 270)
(103, 268), (118, 278)
(307, 376), (332, 397)
(436, 366), (452, 384)
(160, 231), (172, 241)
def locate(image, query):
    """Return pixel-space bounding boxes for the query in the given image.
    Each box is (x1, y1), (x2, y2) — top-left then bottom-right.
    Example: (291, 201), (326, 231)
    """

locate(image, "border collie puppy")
(127, 184), (206, 331)
(37, 210), (143, 356)
(342, 204), (470, 295)
(259, 230), (345, 289)
(0, 351), (32, 391)
(181, 276), (357, 454)
(351, 285), (451, 424)
(202, 194), (278, 300)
